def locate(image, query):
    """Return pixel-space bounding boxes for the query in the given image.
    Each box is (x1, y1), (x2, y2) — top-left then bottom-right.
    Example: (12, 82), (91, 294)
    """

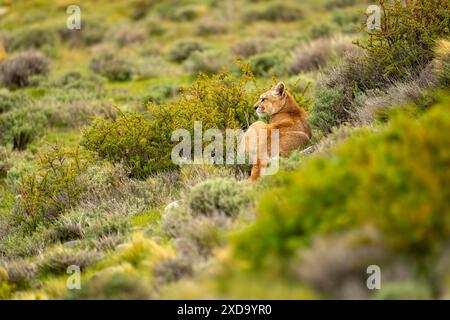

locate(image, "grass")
(1, 0), (448, 300)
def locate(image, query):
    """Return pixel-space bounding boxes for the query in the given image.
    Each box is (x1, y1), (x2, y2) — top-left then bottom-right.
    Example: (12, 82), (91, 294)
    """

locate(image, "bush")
(39, 246), (102, 274)
(83, 69), (257, 178)
(0, 146), (11, 178)
(13, 146), (94, 229)
(130, 0), (159, 20)
(183, 50), (231, 74)
(249, 50), (286, 77)
(232, 39), (266, 58)
(110, 24), (147, 47)
(65, 271), (153, 299)
(309, 87), (347, 134)
(373, 281), (432, 300)
(82, 110), (175, 179)
(0, 91), (32, 114)
(325, 0), (356, 9)
(243, 2), (304, 22)
(169, 5), (202, 22)
(289, 36), (358, 74)
(8, 27), (59, 55)
(89, 52), (133, 81)
(54, 71), (106, 93)
(195, 16), (228, 36)
(187, 178), (252, 217)
(141, 83), (179, 105)
(356, 0), (450, 80)
(51, 208), (131, 245)
(168, 40), (205, 63)
(0, 51), (50, 88)
(1, 260), (38, 288)
(309, 23), (333, 39)
(0, 105), (48, 150)
(58, 19), (106, 47)
(234, 96), (450, 268)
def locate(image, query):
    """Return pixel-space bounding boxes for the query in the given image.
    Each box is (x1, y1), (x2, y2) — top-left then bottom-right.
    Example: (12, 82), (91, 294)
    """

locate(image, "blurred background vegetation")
(0, 0), (449, 299)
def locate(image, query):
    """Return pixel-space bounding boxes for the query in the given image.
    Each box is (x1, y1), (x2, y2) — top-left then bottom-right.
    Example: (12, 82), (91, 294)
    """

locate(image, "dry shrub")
(289, 35), (360, 74)
(293, 228), (385, 299)
(354, 63), (439, 124)
(0, 50), (49, 88)
(195, 16), (228, 36)
(231, 38), (266, 58)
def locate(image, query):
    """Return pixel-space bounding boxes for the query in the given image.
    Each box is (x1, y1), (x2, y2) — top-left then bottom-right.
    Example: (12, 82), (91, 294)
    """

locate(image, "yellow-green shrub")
(83, 69), (258, 178)
(235, 94), (450, 268)
(357, 0), (450, 80)
(13, 146), (94, 229)
(188, 178), (253, 217)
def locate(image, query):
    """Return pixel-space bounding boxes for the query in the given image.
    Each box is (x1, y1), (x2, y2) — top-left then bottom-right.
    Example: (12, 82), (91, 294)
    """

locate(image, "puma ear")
(275, 82), (285, 96)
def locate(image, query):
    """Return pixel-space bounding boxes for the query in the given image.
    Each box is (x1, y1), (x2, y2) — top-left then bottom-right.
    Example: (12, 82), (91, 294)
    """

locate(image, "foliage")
(8, 27), (60, 55)
(89, 52), (134, 81)
(249, 50), (286, 77)
(168, 40), (205, 63)
(243, 2), (304, 22)
(83, 69), (257, 178)
(309, 87), (347, 134)
(234, 96), (450, 268)
(187, 178), (253, 217)
(82, 110), (176, 179)
(0, 50), (50, 88)
(13, 146), (94, 230)
(39, 246), (102, 274)
(65, 271), (153, 299)
(356, 0), (450, 80)
(0, 105), (48, 150)
(183, 50), (231, 75)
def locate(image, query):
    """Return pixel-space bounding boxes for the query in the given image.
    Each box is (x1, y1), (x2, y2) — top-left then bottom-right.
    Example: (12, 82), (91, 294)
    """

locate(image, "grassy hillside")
(0, 0), (449, 299)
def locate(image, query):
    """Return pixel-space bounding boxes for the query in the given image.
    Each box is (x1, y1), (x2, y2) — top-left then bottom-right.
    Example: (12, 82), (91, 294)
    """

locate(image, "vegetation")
(0, 0), (449, 300)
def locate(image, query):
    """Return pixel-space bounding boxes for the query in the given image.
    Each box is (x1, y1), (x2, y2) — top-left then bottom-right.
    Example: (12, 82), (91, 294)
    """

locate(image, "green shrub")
(0, 50), (50, 88)
(141, 83), (179, 105)
(0, 105), (48, 150)
(168, 40), (205, 63)
(232, 39), (266, 58)
(169, 5), (201, 22)
(1, 260), (38, 288)
(309, 23), (333, 39)
(356, 0), (450, 80)
(39, 246), (102, 274)
(234, 96), (450, 268)
(195, 16), (228, 36)
(130, 0), (159, 20)
(14, 146), (94, 229)
(155, 66), (257, 132)
(58, 19), (106, 47)
(243, 2), (304, 22)
(0, 91), (32, 114)
(249, 50), (286, 77)
(83, 69), (257, 178)
(89, 53), (133, 81)
(82, 110), (175, 178)
(187, 178), (252, 217)
(309, 87), (348, 134)
(325, 0), (356, 9)
(0, 224), (53, 258)
(373, 281), (432, 300)
(51, 209), (131, 244)
(183, 50), (231, 75)
(65, 271), (153, 299)
(440, 60), (450, 88)
(54, 71), (106, 93)
(9, 27), (60, 55)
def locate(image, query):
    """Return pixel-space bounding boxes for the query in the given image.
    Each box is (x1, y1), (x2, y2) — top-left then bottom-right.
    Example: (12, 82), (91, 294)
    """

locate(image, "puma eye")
(261, 98), (266, 102)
